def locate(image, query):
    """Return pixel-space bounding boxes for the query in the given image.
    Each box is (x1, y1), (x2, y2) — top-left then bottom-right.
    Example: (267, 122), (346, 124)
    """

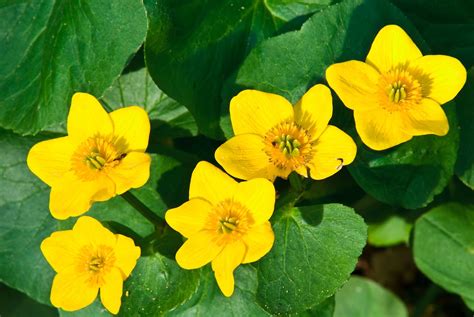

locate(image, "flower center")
(78, 245), (116, 287)
(378, 68), (422, 111)
(207, 199), (254, 242)
(264, 121), (312, 172)
(72, 135), (126, 180)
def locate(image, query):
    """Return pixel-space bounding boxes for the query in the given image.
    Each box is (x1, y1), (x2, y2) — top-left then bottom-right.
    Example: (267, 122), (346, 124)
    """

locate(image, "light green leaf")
(413, 203), (474, 310)
(144, 0), (337, 138)
(0, 0), (147, 135)
(368, 215), (412, 247)
(102, 68), (198, 139)
(256, 204), (367, 315)
(334, 276), (408, 317)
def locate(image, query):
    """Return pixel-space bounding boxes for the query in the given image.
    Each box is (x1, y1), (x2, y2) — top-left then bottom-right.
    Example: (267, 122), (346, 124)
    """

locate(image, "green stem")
(412, 283), (443, 317)
(121, 191), (163, 225)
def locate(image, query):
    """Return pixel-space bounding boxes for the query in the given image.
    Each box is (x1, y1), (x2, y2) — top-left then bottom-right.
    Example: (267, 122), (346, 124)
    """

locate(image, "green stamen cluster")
(85, 152), (107, 170)
(89, 257), (105, 271)
(388, 80), (407, 103)
(219, 217), (238, 234)
(275, 135), (301, 156)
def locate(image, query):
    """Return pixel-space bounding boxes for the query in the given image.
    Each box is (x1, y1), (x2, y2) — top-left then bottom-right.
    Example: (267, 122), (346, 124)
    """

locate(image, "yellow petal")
(27, 137), (76, 187)
(189, 161), (237, 204)
(100, 268), (123, 314)
(114, 234), (141, 278)
(233, 178), (275, 225)
(72, 216), (116, 247)
(165, 198), (213, 238)
(50, 270), (98, 311)
(308, 126), (357, 180)
(294, 84), (333, 141)
(242, 222), (274, 264)
(215, 134), (273, 181)
(366, 25), (422, 73)
(176, 230), (223, 269)
(404, 98), (449, 136)
(67, 93), (113, 140)
(211, 241), (246, 297)
(230, 90), (294, 136)
(109, 106), (150, 152)
(354, 109), (412, 151)
(325, 61), (380, 111)
(106, 152), (151, 195)
(409, 55), (467, 105)
(40, 230), (78, 272)
(49, 172), (115, 219)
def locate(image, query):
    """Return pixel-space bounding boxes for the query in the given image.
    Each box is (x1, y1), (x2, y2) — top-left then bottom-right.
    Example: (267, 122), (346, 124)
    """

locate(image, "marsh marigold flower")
(215, 84), (356, 181)
(41, 216), (140, 314)
(326, 25), (467, 150)
(165, 161), (275, 297)
(27, 93), (151, 219)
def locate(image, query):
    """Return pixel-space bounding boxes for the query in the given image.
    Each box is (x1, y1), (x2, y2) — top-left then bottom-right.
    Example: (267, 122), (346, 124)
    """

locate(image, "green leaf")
(349, 103), (459, 209)
(256, 204), (367, 315)
(0, 283), (58, 317)
(102, 68), (198, 139)
(167, 266), (270, 316)
(393, 0), (474, 68)
(0, 0), (147, 135)
(455, 68), (474, 189)
(144, 0), (337, 138)
(413, 203), (474, 310)
(334, 276), (408, 317)
(367, 215), (412, 247)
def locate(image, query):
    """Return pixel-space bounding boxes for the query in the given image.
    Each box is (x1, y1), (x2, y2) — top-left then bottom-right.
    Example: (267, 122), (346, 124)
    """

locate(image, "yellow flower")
(326, 25), (467, 151)
(165, 161), (275, 297)
(215, 84), (356, 181)
(40, 216), (141, 314)
(27, 93), (151, 219)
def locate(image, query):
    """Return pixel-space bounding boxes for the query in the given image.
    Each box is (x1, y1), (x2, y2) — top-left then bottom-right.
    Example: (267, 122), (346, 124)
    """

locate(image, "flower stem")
(121, 191), (163, 225)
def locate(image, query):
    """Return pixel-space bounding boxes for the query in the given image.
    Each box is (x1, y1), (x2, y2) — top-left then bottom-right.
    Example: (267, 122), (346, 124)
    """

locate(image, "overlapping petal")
(49, 173), (115, 220)
(176, 230), (223, 269)
(354, 109), (412, 151)
(233, 178), (275, 225)
(50, 270), (98, 312)
(308, 126), (357, 180)
(215, 134), (272, 181)
(109, 106), (150, 152)
(67, 93), (113, 140)
(410, 55), (467, 105)
(114, 234), (141, 278)
(107, 152), (151, 195)
(325, 61), (380, 111)
(100, 268), (123, 314)
(242, 222), (274, 264)
(27, 137), (76, 187)
(230, 90), (294, 136)
(366, 25), (422, 73)
(40, 230), (78, 272)
(404, 98), (449, 136)
(189, 161), (237, 203)
(165, 198), (213, 238)
(294, 84), (333, 141)
(211, 241), (247, 297)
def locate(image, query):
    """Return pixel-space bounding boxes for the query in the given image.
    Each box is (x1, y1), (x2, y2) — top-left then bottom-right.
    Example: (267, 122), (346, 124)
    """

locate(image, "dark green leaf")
(256, 204), (367, 314)
(455, 68), (474, 189)
(0, 283), (58, 317)
(334, 276), (408, 317)
(167, 266), (270, 316)
(0, 0), (147, 135)
(413, 203), (474, 310)
(144, 0), (337, 138)
(102, 68), (198, 139)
